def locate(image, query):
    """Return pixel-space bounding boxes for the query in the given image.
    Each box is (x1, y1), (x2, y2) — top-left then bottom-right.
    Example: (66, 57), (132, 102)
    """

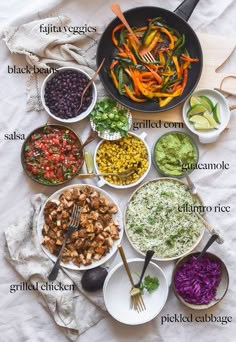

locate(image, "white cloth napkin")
(2, 15), (106, 111)
(4, 194), (107, 341)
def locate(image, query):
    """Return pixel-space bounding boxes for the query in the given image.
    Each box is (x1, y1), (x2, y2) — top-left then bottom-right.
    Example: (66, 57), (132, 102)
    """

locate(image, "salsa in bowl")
(21, 124), (84, 185)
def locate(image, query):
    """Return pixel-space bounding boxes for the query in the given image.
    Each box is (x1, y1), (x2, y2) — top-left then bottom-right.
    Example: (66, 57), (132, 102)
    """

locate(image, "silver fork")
(111, 3), (156, 63)
(48, 204), (81, 281)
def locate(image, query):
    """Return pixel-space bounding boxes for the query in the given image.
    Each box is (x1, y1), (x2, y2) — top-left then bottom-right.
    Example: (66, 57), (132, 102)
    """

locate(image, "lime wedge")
(84, 151), (94, 173)
(213, 103), (221, 124)
(199, 95), (214, 112)
(203, 111), (218, 128)
(189, 115), (209, 125)
(194, 122), (211, 130)
(187, 104), (209, 117)
(189, 96), (201, 107)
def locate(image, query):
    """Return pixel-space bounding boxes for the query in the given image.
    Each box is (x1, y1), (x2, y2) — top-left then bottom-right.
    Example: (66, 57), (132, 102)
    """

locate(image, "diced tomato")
(53, 138), (60, 144)
(32, 168), (38, 175)
(24, 126), (82, 185)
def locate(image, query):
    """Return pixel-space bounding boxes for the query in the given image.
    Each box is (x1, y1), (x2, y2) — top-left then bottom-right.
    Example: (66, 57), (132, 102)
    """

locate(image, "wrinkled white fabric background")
(0, 0), (236, 341)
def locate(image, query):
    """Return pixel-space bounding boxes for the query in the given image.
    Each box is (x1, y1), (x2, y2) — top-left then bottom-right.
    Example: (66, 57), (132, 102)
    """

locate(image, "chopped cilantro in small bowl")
(90, 98), (132, 140)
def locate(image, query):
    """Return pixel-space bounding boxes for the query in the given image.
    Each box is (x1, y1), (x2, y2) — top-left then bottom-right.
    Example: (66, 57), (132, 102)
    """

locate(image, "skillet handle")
(174, 0), (200, 21)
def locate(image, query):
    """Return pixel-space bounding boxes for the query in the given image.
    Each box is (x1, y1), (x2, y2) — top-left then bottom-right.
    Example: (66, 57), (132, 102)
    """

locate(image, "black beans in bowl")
(41, 67), (97, 122)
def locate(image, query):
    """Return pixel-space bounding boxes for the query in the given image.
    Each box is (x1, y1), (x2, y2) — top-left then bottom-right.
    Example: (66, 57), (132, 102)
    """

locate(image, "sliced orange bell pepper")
(152, 26), (175, 49)
(146, 32), (160, 52)
(158, 51), (165, 66)
(128, 68), (141, 96)
(172, 55), (181, 78)
(124, 85), (147, 102)
(110, 69), (119, 89)
(112, 24), (125, 47)
(117, 52), (129, 58)
(110, 60), (119, 70)
(181, 68), (188, 94)
(123, 43), (137, 65)
(145, 65), (162, 84)
(181, 54), (199, 63)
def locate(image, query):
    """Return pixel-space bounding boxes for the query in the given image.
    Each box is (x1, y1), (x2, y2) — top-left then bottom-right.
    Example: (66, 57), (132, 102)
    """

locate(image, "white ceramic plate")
(182, 88), (231, 144)
(37, 184), (123, 270)
(103, 258), (169, 325)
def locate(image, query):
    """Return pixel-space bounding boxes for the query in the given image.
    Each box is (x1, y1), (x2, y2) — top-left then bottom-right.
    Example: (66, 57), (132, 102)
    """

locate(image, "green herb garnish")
(140, 275), (160, 294)
(90, 98), (129, 136)
(34, 134), (41, 140)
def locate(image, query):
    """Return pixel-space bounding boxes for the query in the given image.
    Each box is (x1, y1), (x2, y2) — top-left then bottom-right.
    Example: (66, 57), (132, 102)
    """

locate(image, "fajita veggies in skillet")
(110, 17), (199, 107)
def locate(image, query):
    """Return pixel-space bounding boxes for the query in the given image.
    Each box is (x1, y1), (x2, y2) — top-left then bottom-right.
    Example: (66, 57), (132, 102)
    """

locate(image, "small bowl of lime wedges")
(183, 88), (231, 144)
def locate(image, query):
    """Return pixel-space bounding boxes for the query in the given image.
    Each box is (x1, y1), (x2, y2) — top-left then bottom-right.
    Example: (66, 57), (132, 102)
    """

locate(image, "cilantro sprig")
(140, 275), (160, 294)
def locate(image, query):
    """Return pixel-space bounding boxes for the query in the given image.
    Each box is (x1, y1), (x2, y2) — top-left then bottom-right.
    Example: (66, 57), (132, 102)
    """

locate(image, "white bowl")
(103, 258), (169, 325)
(182, 88), (231, 143)
(41, 67), (97, 123)
(94, 132), (151, 189)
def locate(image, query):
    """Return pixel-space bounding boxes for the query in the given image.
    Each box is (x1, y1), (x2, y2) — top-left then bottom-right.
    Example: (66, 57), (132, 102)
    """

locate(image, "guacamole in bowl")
(153, 131), (199, 177)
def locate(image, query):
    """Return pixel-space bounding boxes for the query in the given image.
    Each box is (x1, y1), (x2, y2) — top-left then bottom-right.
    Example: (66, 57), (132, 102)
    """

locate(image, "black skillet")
(96, 0), (203, 113)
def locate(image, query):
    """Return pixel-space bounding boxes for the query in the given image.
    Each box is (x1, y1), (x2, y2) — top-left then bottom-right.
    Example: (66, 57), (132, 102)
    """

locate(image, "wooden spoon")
(77, 58), (105, 112)
(78, 130), (98, 154)
(111, 3), (140, 46)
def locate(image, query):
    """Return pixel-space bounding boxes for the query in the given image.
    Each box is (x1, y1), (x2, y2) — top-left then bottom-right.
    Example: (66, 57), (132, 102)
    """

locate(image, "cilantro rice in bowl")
(125, 178), (205, 261)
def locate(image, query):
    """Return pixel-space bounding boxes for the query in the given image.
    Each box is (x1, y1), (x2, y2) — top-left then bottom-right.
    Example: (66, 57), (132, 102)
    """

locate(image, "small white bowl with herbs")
(183, 88), (231, 143)
(90, 97), (132, 140)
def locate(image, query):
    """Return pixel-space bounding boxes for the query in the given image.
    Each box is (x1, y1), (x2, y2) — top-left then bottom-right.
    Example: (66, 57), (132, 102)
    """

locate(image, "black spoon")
(196, 234), (218, 261)
(135, 250), (155, 288)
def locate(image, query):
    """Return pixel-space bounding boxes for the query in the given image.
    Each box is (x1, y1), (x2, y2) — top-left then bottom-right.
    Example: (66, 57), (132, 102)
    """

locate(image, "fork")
(48, 204), (81, 281)
(118, 245), (146, 312)
(111, 3), (156, 63)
